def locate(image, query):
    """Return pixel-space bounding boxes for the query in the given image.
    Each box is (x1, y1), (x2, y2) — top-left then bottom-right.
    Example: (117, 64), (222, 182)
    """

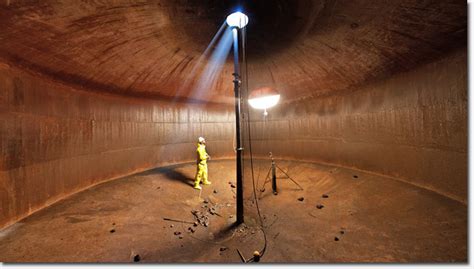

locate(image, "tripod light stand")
(261, 152), (304, 195)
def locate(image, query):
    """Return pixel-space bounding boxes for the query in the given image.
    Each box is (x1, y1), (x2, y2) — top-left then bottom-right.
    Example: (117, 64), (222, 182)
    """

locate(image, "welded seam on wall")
(248, 137), (467, 154)
(5, 111), (235, 124)
(0, 140), (234, 171)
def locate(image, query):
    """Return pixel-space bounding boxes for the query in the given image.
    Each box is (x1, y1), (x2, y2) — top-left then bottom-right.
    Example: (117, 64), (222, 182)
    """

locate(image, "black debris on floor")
(133, 254), (141, 262)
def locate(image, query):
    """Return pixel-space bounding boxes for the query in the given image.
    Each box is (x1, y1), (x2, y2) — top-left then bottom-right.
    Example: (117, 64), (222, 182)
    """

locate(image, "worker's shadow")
(164, 169), (195, 187)
(140, 166), (195, 187)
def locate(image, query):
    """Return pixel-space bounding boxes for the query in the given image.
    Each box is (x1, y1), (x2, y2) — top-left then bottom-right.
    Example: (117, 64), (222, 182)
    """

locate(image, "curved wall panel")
(245, 49), (467, 203)
(0, 64), (235, 229)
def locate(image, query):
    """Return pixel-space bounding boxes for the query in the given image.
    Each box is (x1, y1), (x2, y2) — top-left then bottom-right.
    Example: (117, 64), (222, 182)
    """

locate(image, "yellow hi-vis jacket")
(197, 143), (208, 165)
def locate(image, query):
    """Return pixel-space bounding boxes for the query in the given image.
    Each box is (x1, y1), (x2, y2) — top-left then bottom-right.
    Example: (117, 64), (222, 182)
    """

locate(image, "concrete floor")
(0, 160), (467, 263)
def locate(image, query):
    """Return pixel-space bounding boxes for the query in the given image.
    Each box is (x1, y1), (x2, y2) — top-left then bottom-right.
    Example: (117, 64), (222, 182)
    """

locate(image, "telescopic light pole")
(232, 27), (243, 225)
(226, 12), (248, 225)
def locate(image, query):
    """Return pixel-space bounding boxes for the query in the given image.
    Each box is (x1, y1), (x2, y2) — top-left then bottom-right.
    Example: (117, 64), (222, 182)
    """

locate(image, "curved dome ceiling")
(0, 0), (466, 104)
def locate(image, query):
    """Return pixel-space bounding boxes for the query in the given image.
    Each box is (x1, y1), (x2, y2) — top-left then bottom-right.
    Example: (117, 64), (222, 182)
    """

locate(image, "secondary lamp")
(248, 87), (281, 112)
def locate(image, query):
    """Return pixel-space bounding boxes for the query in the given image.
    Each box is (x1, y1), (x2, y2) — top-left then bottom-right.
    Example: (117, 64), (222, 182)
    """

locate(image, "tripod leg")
(257, 166), (273, 199)
(271, 162), (277, 195)
(260, 166), (272, 191)
(276, 165), (304, 190)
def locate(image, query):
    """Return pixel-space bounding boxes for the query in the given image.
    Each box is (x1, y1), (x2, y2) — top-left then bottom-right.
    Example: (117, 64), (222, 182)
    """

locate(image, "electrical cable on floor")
(240, 26), (268, 263)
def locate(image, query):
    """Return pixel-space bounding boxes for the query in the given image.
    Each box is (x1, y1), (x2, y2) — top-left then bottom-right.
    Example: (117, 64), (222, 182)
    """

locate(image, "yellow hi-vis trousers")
(195, 163), (208, 186)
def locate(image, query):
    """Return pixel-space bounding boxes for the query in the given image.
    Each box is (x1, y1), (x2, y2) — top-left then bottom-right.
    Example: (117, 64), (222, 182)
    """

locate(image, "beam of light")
(173, 22), (227, 102)
(226, 12), (248, 29)
(189, 27), (233, 101)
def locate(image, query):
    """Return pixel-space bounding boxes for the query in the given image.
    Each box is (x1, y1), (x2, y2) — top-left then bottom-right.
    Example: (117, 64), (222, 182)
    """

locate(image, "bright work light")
(249, 95), (280, 110)
(248, 87), (280, 110)
(226, 12), (249, 29)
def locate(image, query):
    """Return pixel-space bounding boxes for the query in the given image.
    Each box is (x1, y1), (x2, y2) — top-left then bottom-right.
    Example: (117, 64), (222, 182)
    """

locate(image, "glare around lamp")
(226, 12), (249, 29)
(248, 87), (280, 115)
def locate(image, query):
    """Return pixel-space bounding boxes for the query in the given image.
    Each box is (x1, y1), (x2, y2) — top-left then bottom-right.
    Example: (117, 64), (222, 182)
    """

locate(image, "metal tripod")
(260, 152), (303, 195)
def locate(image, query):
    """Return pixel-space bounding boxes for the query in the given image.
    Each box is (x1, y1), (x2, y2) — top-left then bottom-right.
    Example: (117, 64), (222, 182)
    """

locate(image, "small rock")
(110, 229), (116, 233)
(193, 222), (198, 227)
(353, 175), (358, 179)
(297, 197), (304, 201)
(229, 214), (234, 219)
(174, 231), (181, 235)
(322, 194), (329, 198)
(340, 230), (345, 235)
(179, 236), (183, 239)
(213, 190), (218, 194)
(188, 227), (195, 233)
(133, 254), (141, 262)
(316, 204), (324, 209)
(334, 237), (340, 241)
(220, 247), (228, 251)
(230, 184), (236, 188)
(112, 222), (116, 226)
(203, 199), (209, 204)
(170, 224), (174, 228)
(209, 208), (217, 215)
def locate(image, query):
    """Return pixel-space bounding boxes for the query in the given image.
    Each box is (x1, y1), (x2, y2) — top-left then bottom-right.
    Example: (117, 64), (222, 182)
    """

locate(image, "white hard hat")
(198, 137), (205, 143)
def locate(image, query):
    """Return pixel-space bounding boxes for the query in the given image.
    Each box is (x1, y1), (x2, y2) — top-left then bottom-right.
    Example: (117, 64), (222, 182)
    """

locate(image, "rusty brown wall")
(246, 49), (467, 203)
(0, 64), (235, 229)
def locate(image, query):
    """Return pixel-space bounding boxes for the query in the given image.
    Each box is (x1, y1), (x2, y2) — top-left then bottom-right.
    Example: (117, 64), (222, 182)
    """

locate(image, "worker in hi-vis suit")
(194, 136), (211, 190)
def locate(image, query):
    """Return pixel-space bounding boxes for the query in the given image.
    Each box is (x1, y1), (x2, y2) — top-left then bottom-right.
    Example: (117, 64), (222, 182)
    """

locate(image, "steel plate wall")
(0, 64), (235, 229)
(245, 49), (467, 204)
